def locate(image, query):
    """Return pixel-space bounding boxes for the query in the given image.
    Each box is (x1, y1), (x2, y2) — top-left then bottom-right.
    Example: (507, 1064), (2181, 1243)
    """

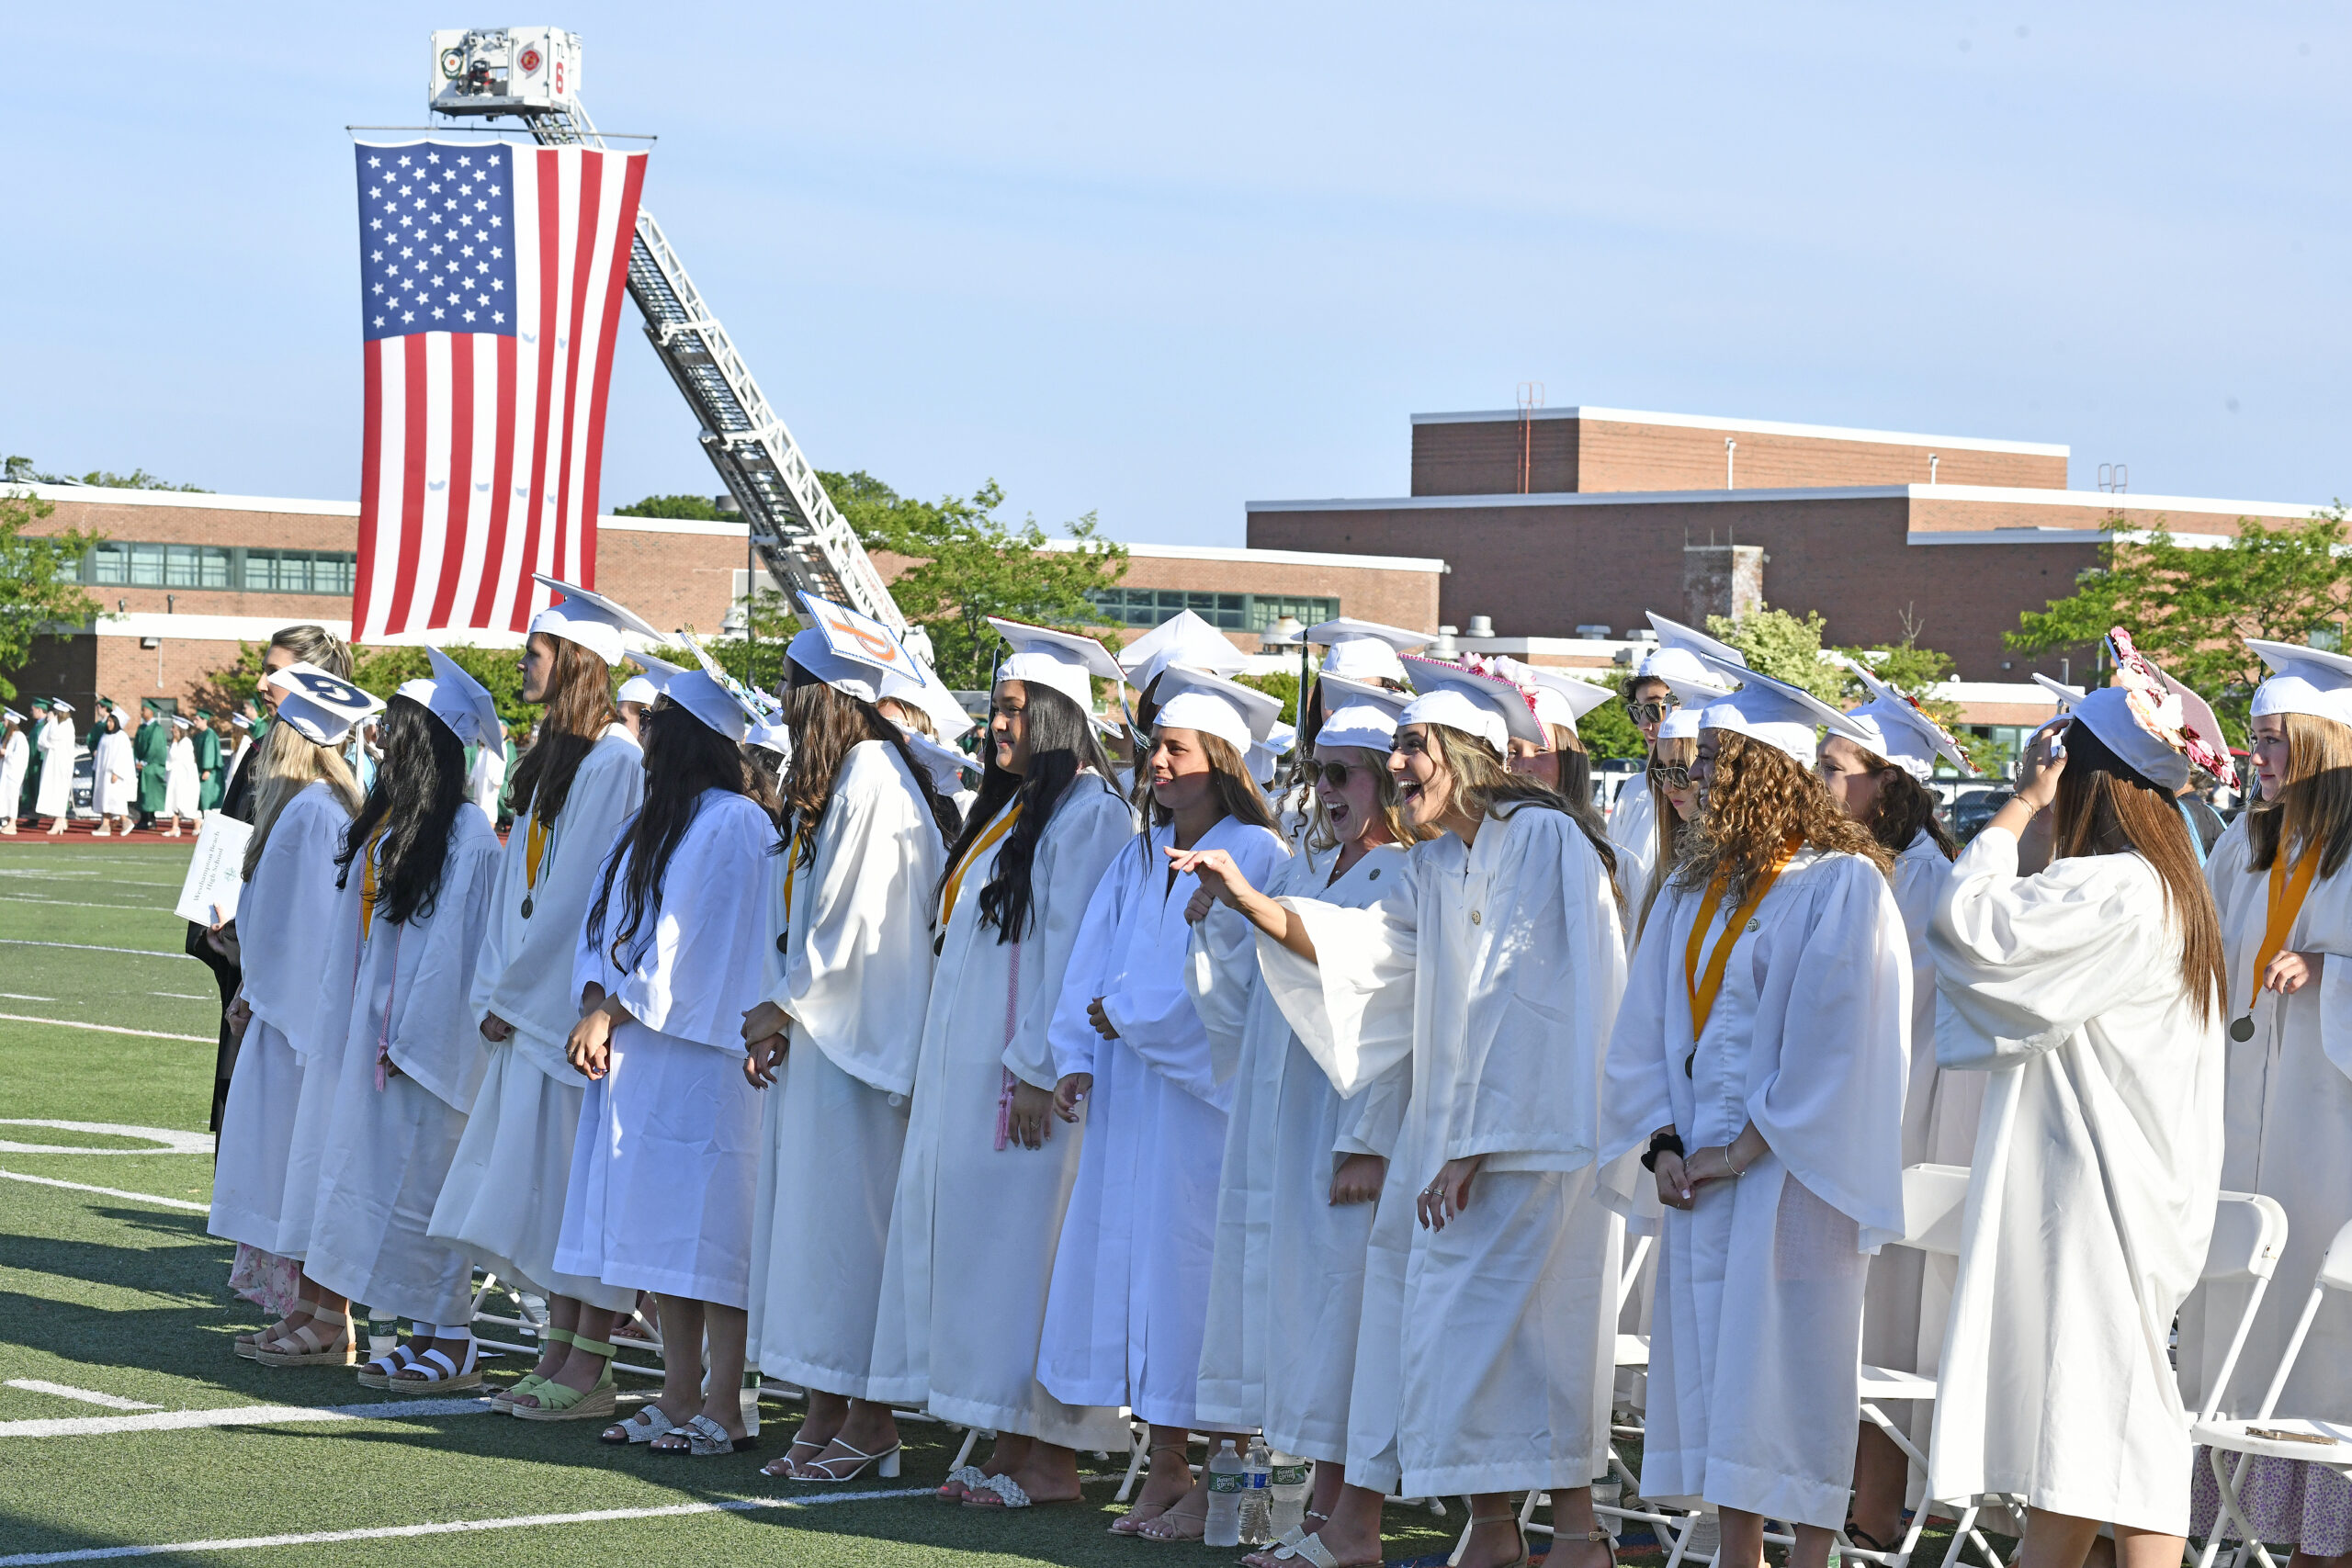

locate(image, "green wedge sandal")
(492, 1326), (574, 1412)
(512, 1335), (618, 1421)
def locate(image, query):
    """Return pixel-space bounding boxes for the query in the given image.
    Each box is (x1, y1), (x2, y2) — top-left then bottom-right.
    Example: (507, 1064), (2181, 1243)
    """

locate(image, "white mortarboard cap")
(50, 700), (74, 715)
(265, 662), (385, 747)
(1398, 657), (1545, 752)
(1152, 664), (1283, 752)
(989, 616), (1125, 716)
(2075, 626), (2236, 792)
(1497, 659), (1616, 732)
(2032, 672), (2084, 713)
(395, 647), (504, 749)
(1313, 673), (1409, 752)
(895, 723), (973, 793)
(1307, 618), (1430, 684)
(1121, 611), (1248, 694)
(628, 649), (685, 681)
(1247, 720), (1297, 787)
(2248, 638), (2352, 729)
(876, 658), (975, 742)
(787, 592), (923, 703)
(662, 670), (752, 743)
(170, 715), (191, 729)
(230, 713), (252, 731)
(1830, 655), (1974, 779)
(1692, 650), (1868, 768)
(3, 707), (22, 723)
(1638, 613), (1744, 705)
(528, 574), (665, 667)
(616, 674), (662, 706)
(748, 716), (794, 759)
(1657, 708), (1702, 741)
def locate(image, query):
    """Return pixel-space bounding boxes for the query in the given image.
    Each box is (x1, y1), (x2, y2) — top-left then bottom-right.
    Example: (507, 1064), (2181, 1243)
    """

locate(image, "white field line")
(0, 1170), (209, 1213)
(0, 896), (176, 914)
(0, 1393), (497, 1440)
(0, 1121), (216, 1155)
(0, 872), (182, 889)
(147, 992), (209, 1000)
(0, 1485), (941, 1565)
(0, 940), (196, 960)
(0, 1014), (209, 1043)
(0, 993), (58, 1001)
(3, 1381), (162, 1411)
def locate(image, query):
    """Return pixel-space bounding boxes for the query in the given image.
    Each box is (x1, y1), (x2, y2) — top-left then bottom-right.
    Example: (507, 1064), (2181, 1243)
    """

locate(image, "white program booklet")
(174, 816), (254, 927)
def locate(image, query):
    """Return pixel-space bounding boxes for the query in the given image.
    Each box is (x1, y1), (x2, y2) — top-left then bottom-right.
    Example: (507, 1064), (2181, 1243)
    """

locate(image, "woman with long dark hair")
(869, 621), (1137, 1510)
(558, 671), (772, 1454)
(1606, 615), (1740, 877)
(429, 583), (654, 1420)
(1600, 657), (1910, 1568)
(1928, 631), (2230, 1568)
(300, 654), (505, 1391)
(741, 617), (959, 1482)
(213, 663), (371, 1367)
(1035, 664), (1287, 1540)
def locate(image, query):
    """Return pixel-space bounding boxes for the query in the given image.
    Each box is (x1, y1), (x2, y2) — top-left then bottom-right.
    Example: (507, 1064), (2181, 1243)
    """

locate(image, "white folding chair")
(2191, 1216), (2352, 1568)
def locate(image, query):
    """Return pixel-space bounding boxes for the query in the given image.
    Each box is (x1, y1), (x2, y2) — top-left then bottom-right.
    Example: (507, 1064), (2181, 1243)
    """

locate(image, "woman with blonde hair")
(1928, 628), (2230, 1568)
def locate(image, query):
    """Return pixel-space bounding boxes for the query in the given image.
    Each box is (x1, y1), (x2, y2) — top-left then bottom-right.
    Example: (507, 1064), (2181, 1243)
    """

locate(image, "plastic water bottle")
(1204, 1440), (1246, 1548)
(1269, 1450), (1311, 1540)
(1239, 1437), (1273, 1546)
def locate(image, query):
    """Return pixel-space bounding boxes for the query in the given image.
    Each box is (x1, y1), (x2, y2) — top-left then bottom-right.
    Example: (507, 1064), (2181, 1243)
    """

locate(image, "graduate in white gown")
(1037, 664), (1288, 1540)
(738, 610), (958, 1482)
(36, 701), (76, 831)
(870, 621), (1138, 1512)
(303, 653), (504, 1393)
(2179, 638), (2352, 1562)
(1607, 617), (1740, 874)
(428, 579), (653, 1421)
(1182, 656), (1631, 1568)
(1815, 660), (1978, 1551)
(1500, 659), (1622, 842)
(1600, 658), (1910, 1568)
(163, 716), (199, 834)
(1927, 637), (2230, 1568)
(1184, 675), (1424, 1560)
(210, 666), (370, 1365)
(1269, 620), (1430, 844)
(92, 707), (134, 832)
(0, 707), (28, 832)
(1633, 711), (1703, 932)
(557, 669), (773, 1456)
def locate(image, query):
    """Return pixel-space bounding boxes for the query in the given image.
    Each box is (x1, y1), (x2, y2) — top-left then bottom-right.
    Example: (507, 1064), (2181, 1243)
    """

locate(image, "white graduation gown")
(554, 790), (774, 1307)
(747, 740), (948, 1396)
(1193, 840), (1410, 1463)
(34, 718), (74, 817)
(94, 729), (133, 815)
(1600, 845), (1910, 1531)
(164, 736), (198, 817)
(1926, 827), (2226, 1536)
(1262, 806), (1629, 1496)
(429, 727), (642, 1311)
(3, 729), (31, 819)
(302, 809), (502, 1325)
(868, 775), (1136, 1444)
(1037, 815), (1289, 1427)
(208, 784), (352, 1255)
(1611, 770), (1658, 875)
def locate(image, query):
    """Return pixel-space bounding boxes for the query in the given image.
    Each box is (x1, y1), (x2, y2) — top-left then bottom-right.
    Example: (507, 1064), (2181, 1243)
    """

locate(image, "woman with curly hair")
(1599, 657), (1910, 1568)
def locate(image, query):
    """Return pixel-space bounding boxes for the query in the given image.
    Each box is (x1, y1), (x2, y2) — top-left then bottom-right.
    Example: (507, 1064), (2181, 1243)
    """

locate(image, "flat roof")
(1407, 404), (2069, 457)
(1248, 481), (2328, 526)
(1043, 536), (1445, 574)
(12, 481), (747, 537)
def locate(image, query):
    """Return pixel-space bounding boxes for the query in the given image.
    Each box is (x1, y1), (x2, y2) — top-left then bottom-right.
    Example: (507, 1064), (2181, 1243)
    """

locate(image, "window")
(1085, 588), (1340, 634)
(82, 543), (356, 595)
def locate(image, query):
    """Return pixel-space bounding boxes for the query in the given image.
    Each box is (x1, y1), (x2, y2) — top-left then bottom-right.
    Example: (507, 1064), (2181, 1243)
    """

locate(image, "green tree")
(0, 488), (106, 702)
(2007, 507), (2352, 745)
(612, 492), (730, 521)
(1706, 604), (1996, 773)
(1577, 696), (1647, 761)
(3, 456), (208, 491)
(1236, 671), (1300, 727)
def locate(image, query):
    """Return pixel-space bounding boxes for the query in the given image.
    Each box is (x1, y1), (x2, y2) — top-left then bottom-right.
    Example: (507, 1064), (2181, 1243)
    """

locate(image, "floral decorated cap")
(2074, 626), (2237, 792)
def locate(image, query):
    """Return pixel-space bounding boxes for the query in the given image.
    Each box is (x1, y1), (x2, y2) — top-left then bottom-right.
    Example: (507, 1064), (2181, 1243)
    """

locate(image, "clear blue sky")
(3, 4), (2343, 547)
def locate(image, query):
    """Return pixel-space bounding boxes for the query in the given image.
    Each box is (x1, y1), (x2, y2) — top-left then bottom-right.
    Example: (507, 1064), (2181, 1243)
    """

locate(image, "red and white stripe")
(351, 144), (647, 644)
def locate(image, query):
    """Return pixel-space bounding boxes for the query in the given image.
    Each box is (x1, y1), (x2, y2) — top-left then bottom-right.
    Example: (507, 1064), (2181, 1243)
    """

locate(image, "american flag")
(350, 140), (647, 642)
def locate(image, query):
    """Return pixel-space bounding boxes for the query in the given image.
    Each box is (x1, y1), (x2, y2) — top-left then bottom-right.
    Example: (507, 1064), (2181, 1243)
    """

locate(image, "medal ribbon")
(941, 803), (1023, 931)
(522, 810), (550, 915)
(2248, 841), (2322, 1013)
(1684, 835), (1802, 1045)
(780, 826), (808, 939)
(359, 828), (385, 942)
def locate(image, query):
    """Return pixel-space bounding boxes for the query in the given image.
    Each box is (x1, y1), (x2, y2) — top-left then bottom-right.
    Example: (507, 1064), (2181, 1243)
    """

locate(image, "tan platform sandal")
(253, 1306), (357, 1368)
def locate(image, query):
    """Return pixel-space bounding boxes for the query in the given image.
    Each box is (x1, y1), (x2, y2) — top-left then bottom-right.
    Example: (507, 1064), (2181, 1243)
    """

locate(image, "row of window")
(82, 542), (360, 596)
(1085, 588), (1340, 634)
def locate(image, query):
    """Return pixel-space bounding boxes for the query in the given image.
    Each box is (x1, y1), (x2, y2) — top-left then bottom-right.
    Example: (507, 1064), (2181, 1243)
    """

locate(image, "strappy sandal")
(511, 1337), (617, 1421)
(389, 1337), (481, 1393)
(651, 1413), (758, 1456)
(790, 1437), (901, 1481)
(1136, 1497), (1208, 1542)
(937, 1463), (987, 1502)
(1110, 1443), (1193, 1535)
(1844, 1523), (1894, 1555)
(252, 1307), (357, 1368)
(356, 1344), (422, 1391)
(1466, 1512), (1534, 1568)
(599, 1406), (677, 1447)
(236, 1311), (310, 1359)
(492, 1327), (571, 1411)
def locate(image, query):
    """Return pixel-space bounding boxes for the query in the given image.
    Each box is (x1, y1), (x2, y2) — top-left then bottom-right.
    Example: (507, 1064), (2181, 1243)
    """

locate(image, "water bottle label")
(1247, 1474), (1268, 1490)
(1208, 1472), (1249, 1495)
(1272, 1463), (1310, 1485)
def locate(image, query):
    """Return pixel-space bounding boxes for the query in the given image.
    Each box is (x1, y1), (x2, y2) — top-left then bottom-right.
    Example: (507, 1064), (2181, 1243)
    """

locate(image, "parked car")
(1951, 788), (2014, 843)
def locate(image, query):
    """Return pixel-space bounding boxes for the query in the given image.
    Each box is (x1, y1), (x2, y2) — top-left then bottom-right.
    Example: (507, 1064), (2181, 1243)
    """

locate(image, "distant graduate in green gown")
(196, 713), (225, 811)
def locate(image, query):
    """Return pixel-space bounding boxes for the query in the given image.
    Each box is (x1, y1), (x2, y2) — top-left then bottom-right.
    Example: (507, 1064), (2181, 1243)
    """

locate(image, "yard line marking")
(0, 895), (177, 914)
(148, 992), (210, 1000)
(0, 992), (58, 1001)
(3, 1381), (163, 1411)
(0, 1014), (210, 1043)
(0, 1121), (216, 1155)
(0, 1485), (940, 1564)
(0, 872), (180, 888)
(0, 1170), (209, 1213)
(0, 1393), (499, 1440)
(0, 939), (195, 959)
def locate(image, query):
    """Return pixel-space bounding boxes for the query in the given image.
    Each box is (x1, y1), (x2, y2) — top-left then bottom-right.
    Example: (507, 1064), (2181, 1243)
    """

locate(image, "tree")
(1236, 671), (1300, 727)
(612, 492), (730, 521)
(4, 457), (208, 491)
(1577, 696), (1646, 761)
(1707, 604), (1998, 773)
(0, 488), (106, 702)
(2007, 507), (2352, 745)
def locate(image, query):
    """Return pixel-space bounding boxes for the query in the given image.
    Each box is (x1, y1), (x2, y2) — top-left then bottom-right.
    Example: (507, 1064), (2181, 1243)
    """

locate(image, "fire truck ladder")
(492, 102), (902, 630)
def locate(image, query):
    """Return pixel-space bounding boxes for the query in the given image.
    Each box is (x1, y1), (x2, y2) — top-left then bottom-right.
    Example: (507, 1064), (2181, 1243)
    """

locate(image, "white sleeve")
(614, 798), (777, 1050)
(1006, 787), (1136, 1090)
(1047, 850), (1134, 1082)
(383, 826), (503, 1112)
(1258, 878), (1420, 1100)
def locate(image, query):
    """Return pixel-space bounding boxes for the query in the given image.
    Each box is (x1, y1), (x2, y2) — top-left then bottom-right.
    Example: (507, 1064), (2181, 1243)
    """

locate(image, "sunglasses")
(1650, 763), (1693, 790)
(1314, 761), (1366, 788)
(1629, 697), (1680, 725)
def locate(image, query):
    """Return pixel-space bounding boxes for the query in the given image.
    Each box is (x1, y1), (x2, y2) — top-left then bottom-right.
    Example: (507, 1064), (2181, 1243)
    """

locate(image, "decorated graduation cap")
(989, 616), (1125, 716)
(1496, 658), (1617, 733)
(1831, 654), (1974, 779)
(264, 662), (385, 746)
(1151, 664), (1283, 752)
(528, 574), (666, 667)
(1314, 673), (1410, 752)
(395, 647), (503, 749)
(1692, 650), (1871, 768)
(2247, 637), (2352, 729)
(1121, 610), (1248, 695)
(2072, 626), (2235, 792)
(896, 724), (975, 794)
(787, 592), (924, 703)
(1306, 617), (1430, 684)
(1398, 656), (1546, 753)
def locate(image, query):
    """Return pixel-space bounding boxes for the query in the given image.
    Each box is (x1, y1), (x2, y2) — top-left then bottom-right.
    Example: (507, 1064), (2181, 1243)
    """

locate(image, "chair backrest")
(1900, 1163), (1972, 1257)
(2203, 1191), (2290, 1285)
(2321, 1217), (2352, 1292)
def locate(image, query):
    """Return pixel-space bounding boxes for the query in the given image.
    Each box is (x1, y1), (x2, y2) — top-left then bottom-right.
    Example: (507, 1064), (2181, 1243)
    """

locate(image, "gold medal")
(2230, 1014), (2255, 1043)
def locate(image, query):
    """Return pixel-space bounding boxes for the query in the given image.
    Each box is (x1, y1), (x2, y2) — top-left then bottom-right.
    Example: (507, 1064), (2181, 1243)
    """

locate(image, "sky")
(2, 4), (2344, 547)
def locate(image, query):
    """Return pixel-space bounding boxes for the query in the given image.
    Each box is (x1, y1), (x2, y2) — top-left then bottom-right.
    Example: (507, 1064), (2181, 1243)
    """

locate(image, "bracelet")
(1725, 1145), (1750, 1178)
(1640, 1131), (1685, 1171)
